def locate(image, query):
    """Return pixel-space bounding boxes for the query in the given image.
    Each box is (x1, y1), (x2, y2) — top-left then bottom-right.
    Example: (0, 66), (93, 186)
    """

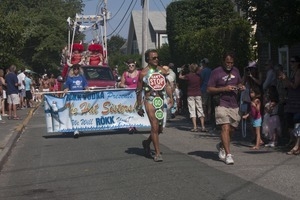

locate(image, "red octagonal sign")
(148, 72), (166, 90)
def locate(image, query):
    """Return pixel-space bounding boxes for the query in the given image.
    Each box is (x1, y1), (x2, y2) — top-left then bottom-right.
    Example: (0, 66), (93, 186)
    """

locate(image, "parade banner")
(43, 89), (152, 133)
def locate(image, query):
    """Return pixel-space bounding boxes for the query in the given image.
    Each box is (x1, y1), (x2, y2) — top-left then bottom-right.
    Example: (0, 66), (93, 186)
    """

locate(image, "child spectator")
(243, 86), (263, 149)
(263, 86), (281, 147)
(175, 83), (182, 115)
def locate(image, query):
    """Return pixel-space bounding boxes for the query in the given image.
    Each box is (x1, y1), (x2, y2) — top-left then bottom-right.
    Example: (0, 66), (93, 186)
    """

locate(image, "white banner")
(44, 89), (152, 133)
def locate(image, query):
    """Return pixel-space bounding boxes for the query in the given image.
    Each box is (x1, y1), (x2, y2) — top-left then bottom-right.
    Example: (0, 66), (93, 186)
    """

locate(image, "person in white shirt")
(17, 67), (26, 109)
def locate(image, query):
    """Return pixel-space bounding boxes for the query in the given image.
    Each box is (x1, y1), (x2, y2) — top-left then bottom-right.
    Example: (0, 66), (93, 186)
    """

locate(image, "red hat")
(88, 43), (103, 53)
(72, 43), (84, 52)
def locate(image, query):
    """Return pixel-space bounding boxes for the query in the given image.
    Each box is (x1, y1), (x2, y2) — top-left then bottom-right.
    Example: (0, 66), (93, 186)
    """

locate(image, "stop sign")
(148, 72), (166, 90)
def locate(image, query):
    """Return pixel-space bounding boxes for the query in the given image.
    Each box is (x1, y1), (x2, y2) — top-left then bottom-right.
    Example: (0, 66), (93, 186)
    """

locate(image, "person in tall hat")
(62, 43), (85, 79)
(68, 43), (85, 66)
(86, 42), (103, 66)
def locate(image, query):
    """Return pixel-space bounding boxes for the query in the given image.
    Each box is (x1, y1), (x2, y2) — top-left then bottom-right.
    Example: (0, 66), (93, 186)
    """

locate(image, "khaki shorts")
(7, 93), (20, 105)
(187, 96), (204, 118)
(215, 106), (241, 128)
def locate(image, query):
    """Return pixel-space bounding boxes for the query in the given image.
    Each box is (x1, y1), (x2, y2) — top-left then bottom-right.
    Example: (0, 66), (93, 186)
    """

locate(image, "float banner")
(43, 89), (151, 133)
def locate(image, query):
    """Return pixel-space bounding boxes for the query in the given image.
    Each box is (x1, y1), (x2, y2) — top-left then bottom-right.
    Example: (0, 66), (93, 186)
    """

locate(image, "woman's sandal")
(190, 128), (198, 132)
(13, 116), (21, 120)
(286, 148), (300, 155)
(199, 128), (209, 132)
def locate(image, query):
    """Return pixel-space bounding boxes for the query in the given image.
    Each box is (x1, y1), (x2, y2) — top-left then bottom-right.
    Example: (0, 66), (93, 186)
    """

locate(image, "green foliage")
(106, 35), (140, 76)
(107, 35), (126, 55)
(235, 0), (300, 45)
(167, 0), (251, 70)
(0, 0), (83, 74)
(157, 44), (171, 66)
(108, 53), (142, 76)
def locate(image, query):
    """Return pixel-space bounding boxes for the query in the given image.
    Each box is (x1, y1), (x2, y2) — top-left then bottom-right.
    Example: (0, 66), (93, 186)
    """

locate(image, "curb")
(0, 103), (41, 170)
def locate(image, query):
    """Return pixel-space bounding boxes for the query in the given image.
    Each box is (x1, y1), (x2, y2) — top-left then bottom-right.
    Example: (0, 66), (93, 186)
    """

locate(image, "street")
(0, 105), (299, 200)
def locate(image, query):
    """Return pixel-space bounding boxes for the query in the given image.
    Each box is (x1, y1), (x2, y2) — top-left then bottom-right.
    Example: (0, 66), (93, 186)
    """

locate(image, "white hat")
(247, 61), (257, 68)
(201, 58), (209, 64)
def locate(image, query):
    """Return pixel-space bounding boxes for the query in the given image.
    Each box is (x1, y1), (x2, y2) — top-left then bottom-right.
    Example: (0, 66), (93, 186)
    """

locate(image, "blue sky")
(82, 0), (172, 41)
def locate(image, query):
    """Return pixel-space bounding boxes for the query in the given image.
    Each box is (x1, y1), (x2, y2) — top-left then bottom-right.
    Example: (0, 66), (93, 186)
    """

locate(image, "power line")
(107, 0), (137, 37)
(153, 0), (166, 17)
(109, 0), (126, 20)
(159, 0), (166, 10)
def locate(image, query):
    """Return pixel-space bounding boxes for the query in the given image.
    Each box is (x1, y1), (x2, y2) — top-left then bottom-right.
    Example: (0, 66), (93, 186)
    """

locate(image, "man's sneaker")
(225, 154), (234, 165)
(153, 154), (163, 162)
(74, 130), (79, 138)
(265, 142), (276, 147)
(216, 142), (226, 160)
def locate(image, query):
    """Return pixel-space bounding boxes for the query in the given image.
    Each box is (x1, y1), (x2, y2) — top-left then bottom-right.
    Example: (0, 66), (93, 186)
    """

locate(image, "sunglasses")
(128, 64), (135, 67)
(150, 57), (159, 60)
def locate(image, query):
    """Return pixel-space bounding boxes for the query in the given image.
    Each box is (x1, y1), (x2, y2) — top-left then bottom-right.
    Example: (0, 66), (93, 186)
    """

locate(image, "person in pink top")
(119, 59), (140, 133)
(119, 59), (140, 89)
(242, 86), (263, 149)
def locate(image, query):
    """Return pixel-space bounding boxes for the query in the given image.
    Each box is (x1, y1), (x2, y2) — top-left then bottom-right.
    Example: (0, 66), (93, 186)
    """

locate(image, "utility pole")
(103, 0), (108, 64)
(142, 0), (149, 68)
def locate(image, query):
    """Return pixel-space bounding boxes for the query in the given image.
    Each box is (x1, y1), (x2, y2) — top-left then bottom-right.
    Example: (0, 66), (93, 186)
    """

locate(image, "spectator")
(207, 52), (245, 165)
(179, 63), (207, 132)
(242, 86), (263, 150)
(240, 61), (263, 115)
(24, 72), (35, 108)
(278, 56), (300, 150)
(17, 67), (26, 109)
(135, 49), (173, 162)
(0, 77), (3, 123)
(0, 69), (8, 116)
(174, 83), (182, 115)
(40, 74), (50, 92)
(263, 86), (281, 147)
(119, 59), (140, 134)
(5, 65), (21, 120)
(263, 60), (277, 92)
(163, 63), (177, 121)
(64, 64), (89, 138)
(199, 58), (212, 124)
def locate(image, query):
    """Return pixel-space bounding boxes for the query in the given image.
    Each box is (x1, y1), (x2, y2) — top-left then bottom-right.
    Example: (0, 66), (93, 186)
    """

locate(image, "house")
(125, 10), (168, 55)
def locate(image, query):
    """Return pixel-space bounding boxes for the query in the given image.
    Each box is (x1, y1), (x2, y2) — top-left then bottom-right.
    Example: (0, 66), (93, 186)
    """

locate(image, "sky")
(81, 0), (172, 42)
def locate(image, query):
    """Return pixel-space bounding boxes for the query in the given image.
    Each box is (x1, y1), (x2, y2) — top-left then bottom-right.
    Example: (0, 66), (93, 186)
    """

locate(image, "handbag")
(212, 94), (221, 106)
(212, 72), (231, 107)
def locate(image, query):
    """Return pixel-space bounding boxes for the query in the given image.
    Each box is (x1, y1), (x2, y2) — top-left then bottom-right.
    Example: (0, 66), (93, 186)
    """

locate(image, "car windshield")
(83, 67), (114, 81)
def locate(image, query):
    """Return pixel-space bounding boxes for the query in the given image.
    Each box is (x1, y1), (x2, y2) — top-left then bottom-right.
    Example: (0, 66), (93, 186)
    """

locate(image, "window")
(278, 46), (289, 76)
(159, 34), (168, 47)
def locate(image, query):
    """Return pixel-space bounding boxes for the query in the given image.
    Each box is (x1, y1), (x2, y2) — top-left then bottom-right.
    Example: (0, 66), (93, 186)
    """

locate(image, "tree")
(235, 0), (300, 46)
(107, 35), (126, 56)
(0, 0), (84, 74)
(166, 0), (251, 70)
(157, 44), (171, 66)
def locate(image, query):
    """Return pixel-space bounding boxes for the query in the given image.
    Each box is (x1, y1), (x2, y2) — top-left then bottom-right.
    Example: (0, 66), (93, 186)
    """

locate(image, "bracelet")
(135, 88), (142, 95)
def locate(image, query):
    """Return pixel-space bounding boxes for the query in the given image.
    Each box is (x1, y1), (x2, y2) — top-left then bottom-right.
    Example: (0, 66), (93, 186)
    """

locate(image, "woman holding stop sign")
(135, 49), (174, 162)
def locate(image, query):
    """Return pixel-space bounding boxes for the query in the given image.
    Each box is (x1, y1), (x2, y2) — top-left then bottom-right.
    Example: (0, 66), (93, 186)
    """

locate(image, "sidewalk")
(0, 105), (40, 168)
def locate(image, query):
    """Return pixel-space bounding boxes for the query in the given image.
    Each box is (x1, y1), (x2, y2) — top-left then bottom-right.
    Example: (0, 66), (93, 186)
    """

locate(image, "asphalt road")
(0, 105), (298, 200)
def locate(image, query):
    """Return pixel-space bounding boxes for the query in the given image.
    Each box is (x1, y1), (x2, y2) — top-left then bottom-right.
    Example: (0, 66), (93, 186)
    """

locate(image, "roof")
(127, 10), (167, 54)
